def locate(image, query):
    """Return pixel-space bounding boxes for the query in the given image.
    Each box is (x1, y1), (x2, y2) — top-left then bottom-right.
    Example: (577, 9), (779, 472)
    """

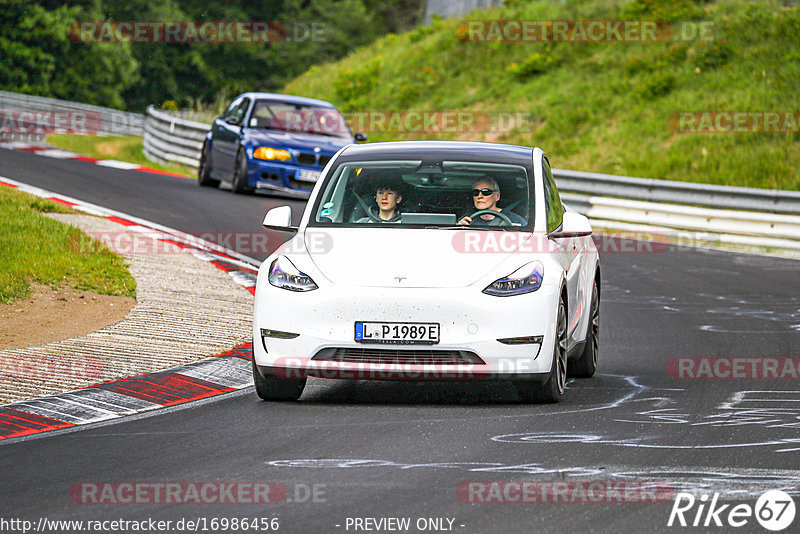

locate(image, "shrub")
(507, 52), (558, 78)
(635, 70), (677, 99)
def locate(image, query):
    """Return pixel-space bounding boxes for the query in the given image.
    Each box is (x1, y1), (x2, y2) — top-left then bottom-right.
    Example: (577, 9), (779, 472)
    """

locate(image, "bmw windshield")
(249, 100), (352, 138)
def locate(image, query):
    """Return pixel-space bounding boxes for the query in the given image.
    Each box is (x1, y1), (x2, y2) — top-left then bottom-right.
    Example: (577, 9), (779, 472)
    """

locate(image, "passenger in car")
(356, 181), (403, 223)
(457, 177), (526, 226)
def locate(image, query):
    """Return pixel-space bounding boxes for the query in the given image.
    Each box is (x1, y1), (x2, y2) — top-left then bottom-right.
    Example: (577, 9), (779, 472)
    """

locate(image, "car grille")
(296, 152), (317, 165)
(312, 348), (485, 366)
(318, 155), (332, 167)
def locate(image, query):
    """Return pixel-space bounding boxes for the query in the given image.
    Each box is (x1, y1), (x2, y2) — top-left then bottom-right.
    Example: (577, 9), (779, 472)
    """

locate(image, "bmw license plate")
(297, 169), (321, 183)
(355, 322), (440, 345)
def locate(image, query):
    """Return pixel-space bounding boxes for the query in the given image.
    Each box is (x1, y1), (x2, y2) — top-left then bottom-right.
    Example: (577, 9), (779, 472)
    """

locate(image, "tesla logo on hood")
(394, 276), (406, 283)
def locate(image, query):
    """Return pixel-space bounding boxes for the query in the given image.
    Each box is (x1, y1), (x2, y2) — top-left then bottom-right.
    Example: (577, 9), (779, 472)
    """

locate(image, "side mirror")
(224, 116), (241, 126)
(549, 211), (592, 238)
(354, 132), (368, 143)
(262, 206), (297, 233)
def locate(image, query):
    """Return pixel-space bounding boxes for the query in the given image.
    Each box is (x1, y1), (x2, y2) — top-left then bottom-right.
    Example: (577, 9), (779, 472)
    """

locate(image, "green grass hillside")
(284, 0), (800, 190)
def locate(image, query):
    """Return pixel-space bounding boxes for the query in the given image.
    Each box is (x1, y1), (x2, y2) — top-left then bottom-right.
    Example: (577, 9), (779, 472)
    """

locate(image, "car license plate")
(297, 169), (321, 183)
(355, 322), (440, 345)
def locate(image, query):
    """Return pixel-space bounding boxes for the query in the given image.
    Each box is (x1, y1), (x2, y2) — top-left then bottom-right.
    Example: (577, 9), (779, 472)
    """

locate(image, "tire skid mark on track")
(0, 176), (263, 442)
(0, 142), (190, 178)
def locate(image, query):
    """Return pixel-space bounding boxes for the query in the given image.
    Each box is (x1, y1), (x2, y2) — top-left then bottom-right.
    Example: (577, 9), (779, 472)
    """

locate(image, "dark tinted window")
(222, 98), (249, 122)
(542, 157), (563, 232)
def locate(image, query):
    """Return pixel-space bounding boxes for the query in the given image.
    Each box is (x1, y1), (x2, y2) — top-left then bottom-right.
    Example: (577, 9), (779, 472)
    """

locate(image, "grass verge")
(0, 186), (137, 304)
(45, 134), (195, 177)
(284, 0), (800, 190)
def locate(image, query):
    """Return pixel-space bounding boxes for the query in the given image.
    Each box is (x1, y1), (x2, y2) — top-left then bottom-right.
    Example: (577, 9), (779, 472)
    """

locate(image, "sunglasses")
(472, 188), (496, 197)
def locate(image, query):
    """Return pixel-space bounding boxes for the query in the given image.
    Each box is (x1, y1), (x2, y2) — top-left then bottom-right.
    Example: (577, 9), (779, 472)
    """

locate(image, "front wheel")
(231, 149), (252, 194)
(515, 295), (567, 403)
(252, 359), (306, 401)
(569, 279), (599, 378)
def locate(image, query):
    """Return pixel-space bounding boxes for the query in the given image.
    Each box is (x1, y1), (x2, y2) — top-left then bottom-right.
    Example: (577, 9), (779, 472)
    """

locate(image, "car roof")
(339, 141), (535, 161)
(237, 92), (337, 109)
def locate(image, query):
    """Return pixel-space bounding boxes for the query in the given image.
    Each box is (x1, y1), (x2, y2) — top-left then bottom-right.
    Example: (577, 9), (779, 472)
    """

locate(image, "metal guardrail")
(554, 168), (800, 215)
(0, 91), (144, 140)
(143, 106), (210, 168)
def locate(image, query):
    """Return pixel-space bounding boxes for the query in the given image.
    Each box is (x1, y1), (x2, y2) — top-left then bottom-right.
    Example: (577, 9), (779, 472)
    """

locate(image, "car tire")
(232, 149), (252, 194)
(197, 141), (220, 188)
(252, 358), (306, 401)
(515, 295), (567, 403)
(569, 279), (599, 378)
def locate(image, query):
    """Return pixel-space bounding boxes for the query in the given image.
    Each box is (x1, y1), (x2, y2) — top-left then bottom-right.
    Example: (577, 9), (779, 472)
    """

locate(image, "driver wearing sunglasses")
(457, 177), (525, 226)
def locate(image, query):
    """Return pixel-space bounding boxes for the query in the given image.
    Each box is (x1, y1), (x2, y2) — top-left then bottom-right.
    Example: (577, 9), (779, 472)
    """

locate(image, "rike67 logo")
(668, 490), (796, 531)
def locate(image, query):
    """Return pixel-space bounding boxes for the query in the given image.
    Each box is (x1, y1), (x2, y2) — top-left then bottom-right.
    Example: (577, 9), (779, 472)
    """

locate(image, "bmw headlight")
(253, 147), (292, 161)
(483, 261), (544, 296)
(268, 256), (318, 292)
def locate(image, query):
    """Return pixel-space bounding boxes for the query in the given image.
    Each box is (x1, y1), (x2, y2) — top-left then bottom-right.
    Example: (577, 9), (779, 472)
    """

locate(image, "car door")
(210, 97), (249, 177)
(543, 157), (585, 348)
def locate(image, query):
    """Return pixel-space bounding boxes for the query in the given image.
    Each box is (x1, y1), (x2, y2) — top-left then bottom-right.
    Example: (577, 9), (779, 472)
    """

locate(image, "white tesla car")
(252, 141), (600, 402)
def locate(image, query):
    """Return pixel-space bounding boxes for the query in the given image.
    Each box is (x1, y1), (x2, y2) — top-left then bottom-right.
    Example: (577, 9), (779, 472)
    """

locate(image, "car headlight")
(268, 256), (318, 292)
(253, 147), (292, 161)
(483, 261), (544, 296)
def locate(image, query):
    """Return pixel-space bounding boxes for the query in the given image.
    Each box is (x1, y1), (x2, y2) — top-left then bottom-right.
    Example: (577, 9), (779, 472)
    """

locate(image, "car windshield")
(248, 100), (351, 138)
(311, 159), (532, 229)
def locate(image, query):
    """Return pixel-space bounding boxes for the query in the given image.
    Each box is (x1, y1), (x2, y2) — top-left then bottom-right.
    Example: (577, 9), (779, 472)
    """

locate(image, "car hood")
(245, 129), (351, 153)
(303, 228), (532, 288)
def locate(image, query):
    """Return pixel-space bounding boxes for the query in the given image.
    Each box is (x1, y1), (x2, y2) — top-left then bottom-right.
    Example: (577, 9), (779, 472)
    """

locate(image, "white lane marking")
(0, 142), (43, 150)
(95, 160), (141, 170)
(10, 400), (90, 425)
(177, 356), (253, 389)
(35, 149), (80, 159)
(56, 388), (158, 413)
(229, 271), (257, 287)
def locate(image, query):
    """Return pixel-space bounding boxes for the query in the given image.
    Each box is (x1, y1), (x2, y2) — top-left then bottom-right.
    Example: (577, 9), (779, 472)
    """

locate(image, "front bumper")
(253, 279), (559, 382)
(247, 158), (323, 195)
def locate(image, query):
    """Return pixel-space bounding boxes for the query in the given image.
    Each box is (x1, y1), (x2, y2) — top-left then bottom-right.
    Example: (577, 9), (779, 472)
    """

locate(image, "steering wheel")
(467, 209), (513, 225)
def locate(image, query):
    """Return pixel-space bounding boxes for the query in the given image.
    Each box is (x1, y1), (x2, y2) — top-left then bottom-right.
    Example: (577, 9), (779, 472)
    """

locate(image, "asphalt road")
(1, 147), (799, 534)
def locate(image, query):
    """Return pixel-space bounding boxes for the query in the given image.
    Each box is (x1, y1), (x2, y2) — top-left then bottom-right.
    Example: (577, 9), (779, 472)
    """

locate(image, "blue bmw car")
(198, 92), (366, 196)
